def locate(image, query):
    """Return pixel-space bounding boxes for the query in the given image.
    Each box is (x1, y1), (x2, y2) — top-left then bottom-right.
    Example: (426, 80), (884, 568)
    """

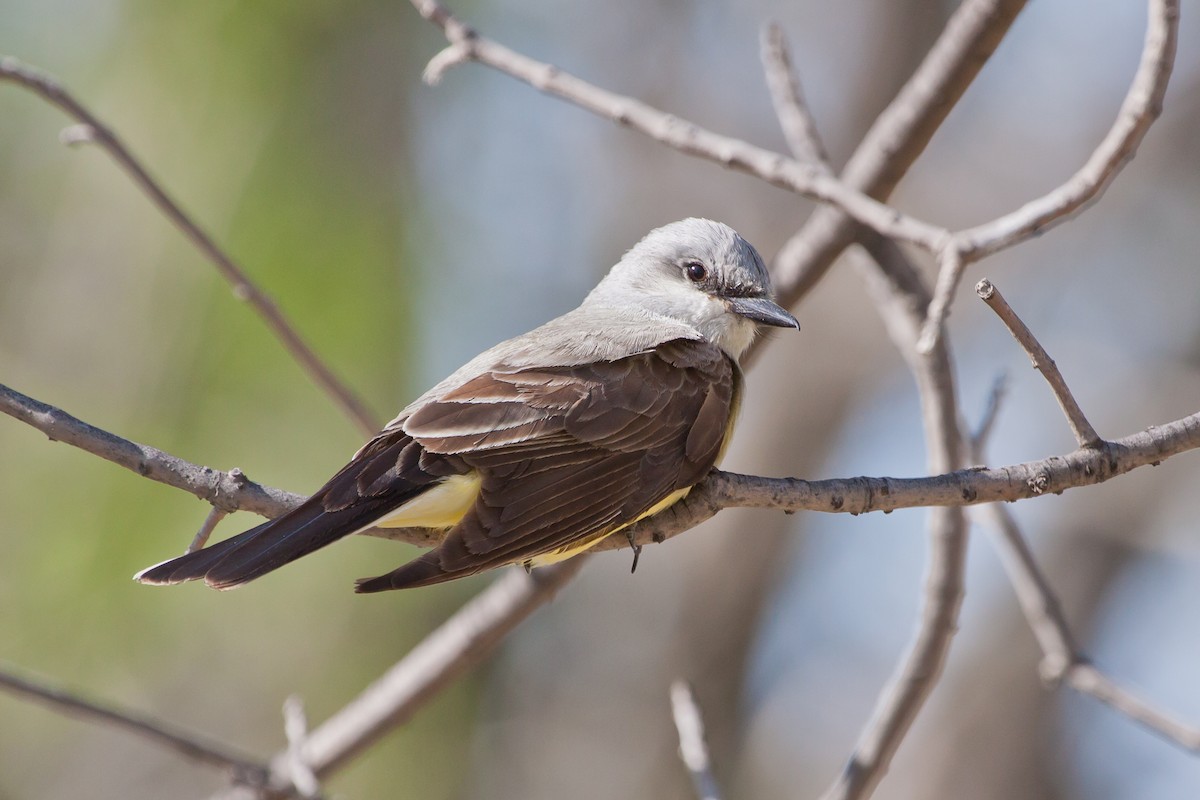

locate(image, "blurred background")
(1, 0), (1199, 797)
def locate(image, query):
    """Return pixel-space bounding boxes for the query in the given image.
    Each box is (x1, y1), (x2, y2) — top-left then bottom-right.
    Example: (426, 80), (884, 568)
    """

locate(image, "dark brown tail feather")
(136, 495), (406, 590)
(354, 550), (482, 592)
(136, 429), (469, 590)
(134, 524), (268, 586)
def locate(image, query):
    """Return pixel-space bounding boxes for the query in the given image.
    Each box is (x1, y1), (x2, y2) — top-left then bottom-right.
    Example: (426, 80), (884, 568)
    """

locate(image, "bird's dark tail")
(136, 427), (473, 590)
(136, 499), (394, 590)
(353, 549), (475, 593)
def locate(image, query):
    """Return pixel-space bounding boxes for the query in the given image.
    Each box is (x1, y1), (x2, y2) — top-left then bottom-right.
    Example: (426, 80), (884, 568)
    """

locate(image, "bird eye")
(684, 261), (707, 282)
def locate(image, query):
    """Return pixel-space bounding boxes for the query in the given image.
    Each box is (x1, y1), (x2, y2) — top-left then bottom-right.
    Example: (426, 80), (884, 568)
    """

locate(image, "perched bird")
(136, 219), (798, 592)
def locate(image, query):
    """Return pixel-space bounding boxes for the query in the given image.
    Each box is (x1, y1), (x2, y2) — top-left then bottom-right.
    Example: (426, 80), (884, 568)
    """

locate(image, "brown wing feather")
(355, 338), (736, 591)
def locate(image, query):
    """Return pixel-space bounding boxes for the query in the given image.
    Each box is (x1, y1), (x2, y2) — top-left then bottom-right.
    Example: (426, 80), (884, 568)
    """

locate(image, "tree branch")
(917, 0), (1179, 351)
(4, 379), (1197, 555)
(811, 238), (967, 800)
(772, 0), (1030, 304)
(405, 0), (952, 255)
(0, 664), (269, 789)
(758, 23), (830, 170)
(0, 57), (380, 438)
(976, 279), (1102, 447)
(956, 0), (1178, 259)
(980, 502), (1200, 753)
(220, 561), (584, 798)
(670, 681), (724, 800)
(0, 381), (303, 519)
(964, 394), (1200, 755)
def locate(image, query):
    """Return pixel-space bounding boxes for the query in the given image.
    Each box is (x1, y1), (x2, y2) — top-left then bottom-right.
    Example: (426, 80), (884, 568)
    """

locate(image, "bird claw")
(625, 530), (643, 574)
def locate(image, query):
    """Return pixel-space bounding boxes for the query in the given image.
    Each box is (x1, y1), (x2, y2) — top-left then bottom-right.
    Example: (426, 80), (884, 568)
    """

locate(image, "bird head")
(589, 218), (798, 359)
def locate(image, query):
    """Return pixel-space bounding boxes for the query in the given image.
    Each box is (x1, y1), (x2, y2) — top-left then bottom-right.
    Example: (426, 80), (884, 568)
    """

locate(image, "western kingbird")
(136, 218), (798, 592)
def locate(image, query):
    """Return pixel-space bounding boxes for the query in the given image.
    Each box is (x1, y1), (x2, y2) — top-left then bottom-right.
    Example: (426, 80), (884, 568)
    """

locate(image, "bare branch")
(0, 381), (304, 520)
(759, 23), (830, 169)
(0, 381), (303, 519)
(5, 379), (1198, 555)
(980, 503), (1200, 753)
(190, 507), (229, 554)
(762, 64), (970, 792)
(406, 0), (951, 254)
(963, 394), (1200, 757)
(976, 279), (1102, 447)
(815, 236), (968, 800)
(0, 663), (268, 788)
(656, 408), (1196, 523)
(772, 0), (1029, 304)
(915, 242), (965, 354)
(963, 386), (1200, 756)
(764, 46), (975, 778)
(281, 696), (321, 799)
(210, 564), (583, 799)
(955, 0), (1179, 260)
(0, 57), (380, 438)
(1063, 664), (1200, 751)
(670, 681), (724, 800)
(916, 0), (1179, 351)
(245, 561), (583, 796)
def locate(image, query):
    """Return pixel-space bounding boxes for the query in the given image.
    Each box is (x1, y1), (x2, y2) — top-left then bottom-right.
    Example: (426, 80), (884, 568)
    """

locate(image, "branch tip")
(58, 123), (96, 146)
(976, 280), (1102, 447)
(670, 680), (723, 800)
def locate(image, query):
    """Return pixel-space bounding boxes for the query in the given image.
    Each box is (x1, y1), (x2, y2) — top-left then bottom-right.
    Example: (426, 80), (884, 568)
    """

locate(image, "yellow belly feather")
(527, 485), (694, 566)
(375, 472), (482, 529)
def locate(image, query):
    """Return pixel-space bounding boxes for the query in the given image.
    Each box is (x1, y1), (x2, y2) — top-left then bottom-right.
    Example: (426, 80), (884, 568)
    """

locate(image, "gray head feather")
(596, 218), (773, 300)
(584, 218), (794, 358)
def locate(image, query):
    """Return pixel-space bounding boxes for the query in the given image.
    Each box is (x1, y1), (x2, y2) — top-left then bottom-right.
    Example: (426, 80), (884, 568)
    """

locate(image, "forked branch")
(916, 0), (1179, 352)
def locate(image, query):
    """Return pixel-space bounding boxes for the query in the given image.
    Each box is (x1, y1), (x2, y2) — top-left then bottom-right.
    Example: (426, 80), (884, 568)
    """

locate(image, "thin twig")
(189, 506), (229, 553)
(0, 57), (380, 438)
(241, 561), (583, 796)
(916, 0), (1178, 353)
(406, 0), (950, 255)
(955, 0), (1179, 260)
(976, 279), (1102, 447)
(0, 664), (268, 787)
(1064, 664), (1200, 751)
(282, 696), (321, 799)
(670, 681), (724, 800)
(966, 396), (1200, 754)
(0, 381), (304, 521)
(915, 242), (964, 354)
(978, 495), (1200, 753)
(772, 0), (1030, 304)
(759, 23), (830, 169)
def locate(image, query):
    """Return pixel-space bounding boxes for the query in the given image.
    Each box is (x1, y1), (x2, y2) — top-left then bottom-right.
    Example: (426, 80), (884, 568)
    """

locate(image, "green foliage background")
(1, 2), (484, 796)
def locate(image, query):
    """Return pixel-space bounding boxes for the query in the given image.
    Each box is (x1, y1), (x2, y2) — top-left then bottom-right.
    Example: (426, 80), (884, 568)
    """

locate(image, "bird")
(136, 218), (798, 593)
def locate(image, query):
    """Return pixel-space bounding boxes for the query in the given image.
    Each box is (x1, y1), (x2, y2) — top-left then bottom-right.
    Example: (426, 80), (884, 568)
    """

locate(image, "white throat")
(697, 311), (758, 361)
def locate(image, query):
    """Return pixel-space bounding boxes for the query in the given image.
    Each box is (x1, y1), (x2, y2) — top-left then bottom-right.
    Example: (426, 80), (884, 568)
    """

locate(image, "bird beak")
(726, 296), (800, 329)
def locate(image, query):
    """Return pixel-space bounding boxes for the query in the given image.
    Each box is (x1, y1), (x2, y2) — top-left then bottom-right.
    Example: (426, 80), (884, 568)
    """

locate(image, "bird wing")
(355, 337), (737, 591)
